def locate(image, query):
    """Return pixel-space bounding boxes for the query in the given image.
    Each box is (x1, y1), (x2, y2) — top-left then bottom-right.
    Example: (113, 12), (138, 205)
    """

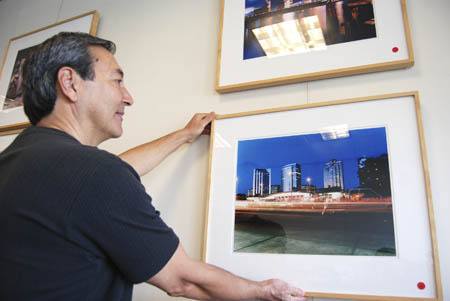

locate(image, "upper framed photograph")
(203, 92), (442, 300)
(215, 0), (414, 93)
(0, 10), (99, 136)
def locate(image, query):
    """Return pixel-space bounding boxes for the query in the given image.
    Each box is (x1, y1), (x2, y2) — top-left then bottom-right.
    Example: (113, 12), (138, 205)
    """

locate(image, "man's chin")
(111, 127), (123, 139)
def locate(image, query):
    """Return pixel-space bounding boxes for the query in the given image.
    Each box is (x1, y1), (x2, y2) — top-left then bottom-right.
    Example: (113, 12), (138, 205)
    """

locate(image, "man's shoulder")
(92, 147), (135, 173)
(72, 143), (117, 163)
(66, 144), (138, 179)
(5, 126), (138, 179)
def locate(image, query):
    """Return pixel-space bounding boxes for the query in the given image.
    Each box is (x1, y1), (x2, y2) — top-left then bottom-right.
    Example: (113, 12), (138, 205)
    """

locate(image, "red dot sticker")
(417, 282), (426, 290)
(392, 47), (399, 53)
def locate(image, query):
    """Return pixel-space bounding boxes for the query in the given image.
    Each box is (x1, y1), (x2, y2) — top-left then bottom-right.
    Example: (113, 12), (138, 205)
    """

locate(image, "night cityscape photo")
(244, 0), (377, 60)
(233, 126), (397, 256)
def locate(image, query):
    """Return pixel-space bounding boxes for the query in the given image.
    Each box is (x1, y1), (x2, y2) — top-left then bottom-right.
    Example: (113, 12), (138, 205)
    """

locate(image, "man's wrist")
(256, 280), (270, 300)
(176, 128), (193, 144)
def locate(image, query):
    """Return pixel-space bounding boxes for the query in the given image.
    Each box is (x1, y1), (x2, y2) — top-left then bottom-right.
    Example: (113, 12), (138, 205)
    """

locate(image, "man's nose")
(122, 86), (133, 106)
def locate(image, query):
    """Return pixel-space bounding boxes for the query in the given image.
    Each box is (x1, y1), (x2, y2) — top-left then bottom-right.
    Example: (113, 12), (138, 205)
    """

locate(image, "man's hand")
(182, 112), (215, 143)
(260, 279), (306, 301)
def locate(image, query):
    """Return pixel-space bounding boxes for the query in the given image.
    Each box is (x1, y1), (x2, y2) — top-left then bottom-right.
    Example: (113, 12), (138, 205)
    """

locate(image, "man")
(0, 32), (306, 301)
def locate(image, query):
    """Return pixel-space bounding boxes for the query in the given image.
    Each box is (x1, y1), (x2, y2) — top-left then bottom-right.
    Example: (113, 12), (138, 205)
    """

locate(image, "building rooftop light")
(252, 15), (326, 58)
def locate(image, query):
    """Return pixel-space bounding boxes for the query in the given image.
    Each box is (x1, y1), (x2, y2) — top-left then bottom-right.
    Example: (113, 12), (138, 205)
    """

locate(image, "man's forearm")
(180, 264), (305, 301)
(149, 245), (304, 301)
(152, 257), (265, 300)
(175, 261), (264, 301)
(119, 129), (189, 177)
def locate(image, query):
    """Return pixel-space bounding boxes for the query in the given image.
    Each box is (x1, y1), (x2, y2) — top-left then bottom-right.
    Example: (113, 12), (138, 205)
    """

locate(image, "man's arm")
(119, 112), (215, 177)
(148, 244), (306, 301)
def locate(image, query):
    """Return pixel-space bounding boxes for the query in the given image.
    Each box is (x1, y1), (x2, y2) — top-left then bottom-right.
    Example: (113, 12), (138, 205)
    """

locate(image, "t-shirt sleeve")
(70, 157), (179, 283)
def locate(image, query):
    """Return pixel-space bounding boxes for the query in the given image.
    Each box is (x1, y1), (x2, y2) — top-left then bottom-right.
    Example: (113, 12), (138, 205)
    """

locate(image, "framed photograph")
(216, 0), (414, 93)
(203, 92), (442, 300)
(0, 11), (99, 136)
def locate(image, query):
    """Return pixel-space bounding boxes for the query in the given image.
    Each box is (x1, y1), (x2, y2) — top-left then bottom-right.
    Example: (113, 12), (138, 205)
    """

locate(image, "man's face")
(79, 46), (133, 142)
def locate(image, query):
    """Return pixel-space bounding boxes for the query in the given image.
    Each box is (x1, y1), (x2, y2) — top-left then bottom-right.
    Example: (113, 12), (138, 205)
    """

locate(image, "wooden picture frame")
(0, 10), (100, 136)
(202, 92), (442, 300)
(215, 0), (414, 93)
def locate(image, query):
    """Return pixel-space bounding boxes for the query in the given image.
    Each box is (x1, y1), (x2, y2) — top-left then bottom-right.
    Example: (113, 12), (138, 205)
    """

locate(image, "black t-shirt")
(0, 126), (179, 301)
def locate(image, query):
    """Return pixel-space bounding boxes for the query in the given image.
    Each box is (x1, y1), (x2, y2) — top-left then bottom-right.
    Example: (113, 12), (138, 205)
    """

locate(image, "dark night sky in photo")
(236, 127), (389, 194)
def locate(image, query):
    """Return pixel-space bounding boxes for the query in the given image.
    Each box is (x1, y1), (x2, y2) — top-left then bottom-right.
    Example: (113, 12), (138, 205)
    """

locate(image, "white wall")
(0, 1), (448, 300)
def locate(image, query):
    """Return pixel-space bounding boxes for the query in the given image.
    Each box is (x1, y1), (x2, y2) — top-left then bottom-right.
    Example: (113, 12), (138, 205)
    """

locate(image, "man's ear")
(56, 67), (81, 102)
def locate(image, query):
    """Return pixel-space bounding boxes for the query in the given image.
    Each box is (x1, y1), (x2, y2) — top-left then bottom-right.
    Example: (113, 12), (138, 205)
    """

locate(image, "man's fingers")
(198, 112), (215, 135)
(191, 112), (214, 125)
(284, 296), (307, 301)
(184, 112), (216, 141)
(200, 112), (215, 125)
(289, 286), (304, 297)
(282, 286), (305, 301)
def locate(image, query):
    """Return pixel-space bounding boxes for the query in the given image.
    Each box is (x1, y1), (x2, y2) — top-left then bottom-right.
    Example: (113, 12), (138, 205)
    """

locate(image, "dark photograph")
(3, 45), (37, 110)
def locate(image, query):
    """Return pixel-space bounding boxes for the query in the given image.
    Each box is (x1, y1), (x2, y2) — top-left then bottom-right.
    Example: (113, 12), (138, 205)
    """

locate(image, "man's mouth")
(115, 112), (124, 120)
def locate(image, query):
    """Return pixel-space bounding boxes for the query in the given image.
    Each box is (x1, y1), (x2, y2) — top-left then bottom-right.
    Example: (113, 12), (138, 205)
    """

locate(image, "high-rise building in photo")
(252, 168), (271, 196)
(324, 159), (344, 190)
(358, 155), (391, 196)
(281, 163), (301, 192)
(271, 184), (281, 194)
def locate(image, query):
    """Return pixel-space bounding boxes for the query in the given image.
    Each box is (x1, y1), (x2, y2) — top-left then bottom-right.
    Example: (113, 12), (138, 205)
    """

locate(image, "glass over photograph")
(244, 0), (377, 59)
(234, 126), (396, 256)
